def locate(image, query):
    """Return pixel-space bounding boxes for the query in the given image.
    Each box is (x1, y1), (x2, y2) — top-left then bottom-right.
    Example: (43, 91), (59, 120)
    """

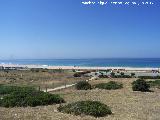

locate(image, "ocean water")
(0, 58), (160, 68)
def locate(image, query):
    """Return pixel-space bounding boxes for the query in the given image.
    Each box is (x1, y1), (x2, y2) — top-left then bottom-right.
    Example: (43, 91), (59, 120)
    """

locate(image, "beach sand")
(0, 64), (159, 72)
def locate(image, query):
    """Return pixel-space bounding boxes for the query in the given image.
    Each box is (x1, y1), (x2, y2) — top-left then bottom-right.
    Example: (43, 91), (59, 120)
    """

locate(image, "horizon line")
(0, 58), (160, 60)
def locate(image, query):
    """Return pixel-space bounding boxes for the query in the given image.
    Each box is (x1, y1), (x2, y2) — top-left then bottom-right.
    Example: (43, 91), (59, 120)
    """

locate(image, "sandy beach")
(0, 64), (160, 71)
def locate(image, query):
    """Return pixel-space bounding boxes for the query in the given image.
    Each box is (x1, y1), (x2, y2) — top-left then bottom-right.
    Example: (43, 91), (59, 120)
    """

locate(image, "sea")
(0, 58), (160, 68)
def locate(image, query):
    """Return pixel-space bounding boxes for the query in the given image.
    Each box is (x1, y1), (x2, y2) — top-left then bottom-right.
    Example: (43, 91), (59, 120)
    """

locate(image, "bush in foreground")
(58, 101), (112, 117)
(147, 80), (160, 88)
(75, 81), (91, 90)
(94, 81), (123, 90)
(132, 79), (150, 92)
(0, 85), (35, 95)
(0, 86), (64, 107)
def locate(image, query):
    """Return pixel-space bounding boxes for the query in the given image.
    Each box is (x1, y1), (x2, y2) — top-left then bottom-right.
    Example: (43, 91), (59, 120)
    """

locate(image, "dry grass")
(0, 78), (160, 120)
(0, 70), (88, 89)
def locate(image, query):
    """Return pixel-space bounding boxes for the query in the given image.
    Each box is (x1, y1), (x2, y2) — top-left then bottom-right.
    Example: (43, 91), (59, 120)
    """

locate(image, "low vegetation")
(110, 72), (115, 77)
(73, 71), (91, 77)
(138, 76), (160, 79)
(73, 73), (82, 77)
(0, 85), (35, 95)
(147, 80), (160, 88)
(120, 72), (124, 76)
(30, 68), (64, 73)
(0, 69), (88, 90)
(0, 85), (64, 107)
(58, 101), (112, 117)
(132, 79), (150, 92)
(98, 75), (108, 78)
(75, 81), (91, 90)
(94, 81), (123, 90)
(113, 75), (132, 78)
(110, 72), (132, 78)
(131, 73), (135, 77)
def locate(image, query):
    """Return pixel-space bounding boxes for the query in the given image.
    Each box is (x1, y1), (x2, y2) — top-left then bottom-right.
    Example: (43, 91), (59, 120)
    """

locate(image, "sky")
(0, 0), (160, 59)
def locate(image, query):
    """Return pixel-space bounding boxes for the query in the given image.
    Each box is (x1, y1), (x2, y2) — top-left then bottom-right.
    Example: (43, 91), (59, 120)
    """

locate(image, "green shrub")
(132, 79), (150, 92)
(138, 76), (160, 79)
(58, 101), (112, 117)
(147, 80), (160, 88)
(98, 75), (108, 78)
(0, 86), (64, 107)
(73, 71), (90, 77)
(110, 72), (115, 77)
(114, 75), (132, 78)
(110, 72), (131, 78)
(131, 73), (135, 77)
(73, 73), (81, 77)
(0, 85), (35, 95)
(31, 68), (40, 72)
(75, 81), (91, 90)
(94, 81), (123, 90)
(120, 72), (124, 76)
(72, 69), (76, 72)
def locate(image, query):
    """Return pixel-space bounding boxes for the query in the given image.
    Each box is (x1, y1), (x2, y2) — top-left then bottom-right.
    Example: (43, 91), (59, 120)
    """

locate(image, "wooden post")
(45, 86), (47, 92)
(64, 79), (66, 88)
(38, 86), (41, 91)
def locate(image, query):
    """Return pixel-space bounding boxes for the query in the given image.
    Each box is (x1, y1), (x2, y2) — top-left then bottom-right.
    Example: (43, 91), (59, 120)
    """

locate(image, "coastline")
(0, 58), (160, 68)
(0, 64), (160, 71)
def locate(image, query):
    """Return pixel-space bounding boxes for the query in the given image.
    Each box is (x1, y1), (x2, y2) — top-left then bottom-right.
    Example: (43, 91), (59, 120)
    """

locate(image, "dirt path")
(43, 76), (97, 92)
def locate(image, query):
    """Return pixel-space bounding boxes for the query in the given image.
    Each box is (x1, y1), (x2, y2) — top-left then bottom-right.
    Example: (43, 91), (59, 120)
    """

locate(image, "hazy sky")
(0, 0), (160, 59)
